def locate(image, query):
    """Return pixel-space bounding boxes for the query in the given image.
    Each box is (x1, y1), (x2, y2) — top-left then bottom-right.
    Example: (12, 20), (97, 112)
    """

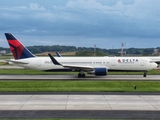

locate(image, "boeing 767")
(5, 33), (158, 78)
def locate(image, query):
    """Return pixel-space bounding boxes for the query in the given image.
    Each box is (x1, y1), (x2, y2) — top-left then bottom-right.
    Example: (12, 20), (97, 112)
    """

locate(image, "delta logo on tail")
(5, 33), (35, 60)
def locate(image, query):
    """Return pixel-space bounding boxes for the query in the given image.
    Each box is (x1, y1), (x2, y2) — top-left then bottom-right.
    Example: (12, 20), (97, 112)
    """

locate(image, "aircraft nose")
(156, 63), (160, 69)
(150, 62), (158, 69)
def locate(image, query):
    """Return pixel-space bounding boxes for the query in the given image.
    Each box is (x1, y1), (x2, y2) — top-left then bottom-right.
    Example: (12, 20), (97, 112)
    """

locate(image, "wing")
(148, 57), (160, 64)
(153, 60), (160, 64)
(48, 54), (94, 71)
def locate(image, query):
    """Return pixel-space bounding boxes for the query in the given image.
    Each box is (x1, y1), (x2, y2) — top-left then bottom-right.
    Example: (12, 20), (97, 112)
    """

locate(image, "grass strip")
(0, 80), (160, 92)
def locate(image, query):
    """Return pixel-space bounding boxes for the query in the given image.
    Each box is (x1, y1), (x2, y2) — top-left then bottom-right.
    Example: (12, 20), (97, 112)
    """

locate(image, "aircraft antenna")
(121, 42), (124, 56)
(94, 44), (96, 56)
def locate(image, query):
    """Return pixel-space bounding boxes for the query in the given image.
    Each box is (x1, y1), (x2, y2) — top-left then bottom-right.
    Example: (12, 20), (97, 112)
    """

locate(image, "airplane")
(5, 33), (158, 78)
(48, 54), (158, 78)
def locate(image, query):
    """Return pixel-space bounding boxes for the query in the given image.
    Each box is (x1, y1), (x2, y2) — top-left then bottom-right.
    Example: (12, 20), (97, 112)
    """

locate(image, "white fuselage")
(9, 56), (157, 72)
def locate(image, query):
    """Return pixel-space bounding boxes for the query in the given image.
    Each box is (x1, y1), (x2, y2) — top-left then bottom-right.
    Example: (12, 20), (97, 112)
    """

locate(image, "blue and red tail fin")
(5, 33), (35, 60)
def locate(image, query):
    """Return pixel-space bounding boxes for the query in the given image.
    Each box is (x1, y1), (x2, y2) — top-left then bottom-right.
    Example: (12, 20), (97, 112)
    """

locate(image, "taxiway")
(0, 94), (160, 111)
(0, 94), (160, 119)
(0, 74), (160, 80)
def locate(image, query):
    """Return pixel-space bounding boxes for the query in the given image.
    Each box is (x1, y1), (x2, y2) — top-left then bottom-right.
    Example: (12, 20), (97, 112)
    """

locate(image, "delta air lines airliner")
(5, 33), (158, 78)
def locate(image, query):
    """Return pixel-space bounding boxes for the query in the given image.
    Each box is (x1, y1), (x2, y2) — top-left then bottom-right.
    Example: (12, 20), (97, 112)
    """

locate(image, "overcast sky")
(0, 0), (160, 49)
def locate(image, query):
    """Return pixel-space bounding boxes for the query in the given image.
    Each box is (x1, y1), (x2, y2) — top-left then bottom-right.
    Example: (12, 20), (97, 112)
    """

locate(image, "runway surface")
(0, 94), (160, 119)
(0, 74), (160, 80)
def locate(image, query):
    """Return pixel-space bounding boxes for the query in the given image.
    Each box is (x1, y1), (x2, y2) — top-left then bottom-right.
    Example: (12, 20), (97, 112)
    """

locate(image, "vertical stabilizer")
(5, 33), (35, 59)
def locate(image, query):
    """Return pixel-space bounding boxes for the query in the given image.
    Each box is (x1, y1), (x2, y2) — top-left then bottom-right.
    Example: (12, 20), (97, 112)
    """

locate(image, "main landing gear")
(143, 71), (147, 77)
(78, 71), (85, 78)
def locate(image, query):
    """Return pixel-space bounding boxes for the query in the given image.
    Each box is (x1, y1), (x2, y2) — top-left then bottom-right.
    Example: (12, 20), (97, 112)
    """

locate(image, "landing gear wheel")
(82, 73), (85, 78)
(143, 71), (147, 77)
(78, 73), (85, 78)
(78, 73), (81, 78)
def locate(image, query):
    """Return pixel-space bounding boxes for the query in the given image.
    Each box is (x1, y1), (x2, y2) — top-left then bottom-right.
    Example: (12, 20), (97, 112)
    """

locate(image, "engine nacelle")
(88, 67), (108, 76)
(95, 67), (108, 75)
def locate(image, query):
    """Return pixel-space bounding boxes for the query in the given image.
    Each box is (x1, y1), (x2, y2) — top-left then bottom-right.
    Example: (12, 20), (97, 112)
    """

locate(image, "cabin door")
(111, 60), (116, 66)
(140, 60), (144, 66)
(37, 60), (41, 66)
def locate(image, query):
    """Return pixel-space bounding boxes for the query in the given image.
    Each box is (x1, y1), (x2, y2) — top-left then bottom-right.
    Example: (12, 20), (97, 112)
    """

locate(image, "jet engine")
(88, 67), (108, 76)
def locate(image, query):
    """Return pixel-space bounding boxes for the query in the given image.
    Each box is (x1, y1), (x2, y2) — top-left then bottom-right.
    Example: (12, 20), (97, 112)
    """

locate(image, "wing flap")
(62, 64), (94, 71)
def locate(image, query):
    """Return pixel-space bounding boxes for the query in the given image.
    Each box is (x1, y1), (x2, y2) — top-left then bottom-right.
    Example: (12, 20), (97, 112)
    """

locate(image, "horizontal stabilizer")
(9, 60), (29, 64)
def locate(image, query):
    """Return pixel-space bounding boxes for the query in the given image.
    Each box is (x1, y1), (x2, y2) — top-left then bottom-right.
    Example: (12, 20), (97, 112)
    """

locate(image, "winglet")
(55, 52), (62, 57)
(48, 53), (61, 65)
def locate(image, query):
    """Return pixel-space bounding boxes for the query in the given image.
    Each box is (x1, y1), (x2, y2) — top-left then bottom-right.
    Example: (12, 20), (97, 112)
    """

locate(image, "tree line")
(1, 46), (160, 56)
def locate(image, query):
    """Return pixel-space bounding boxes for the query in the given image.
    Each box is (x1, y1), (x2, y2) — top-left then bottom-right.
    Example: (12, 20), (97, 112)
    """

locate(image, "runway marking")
(139, 95), (159, 110)
(65, 95), (69, 110)
(103, 95), (112, 110)
(19, 95), (33, 110)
